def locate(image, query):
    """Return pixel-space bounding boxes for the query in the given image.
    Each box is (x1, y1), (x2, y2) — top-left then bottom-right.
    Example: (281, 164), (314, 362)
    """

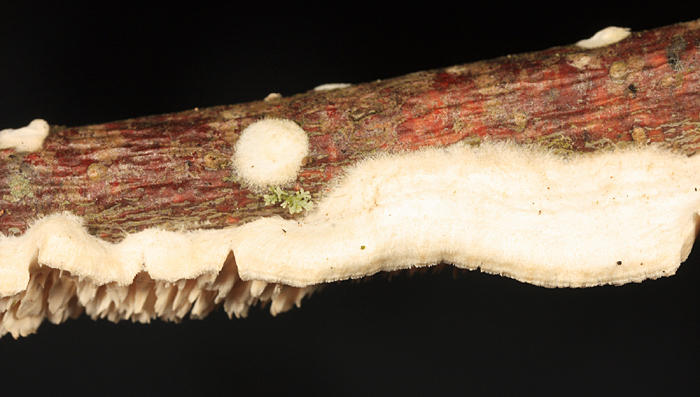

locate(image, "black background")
(1, 2), (698, 396)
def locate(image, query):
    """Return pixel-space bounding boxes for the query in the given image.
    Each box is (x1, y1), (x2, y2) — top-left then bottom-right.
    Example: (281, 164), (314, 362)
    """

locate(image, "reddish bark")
(1, 20), (698, 242)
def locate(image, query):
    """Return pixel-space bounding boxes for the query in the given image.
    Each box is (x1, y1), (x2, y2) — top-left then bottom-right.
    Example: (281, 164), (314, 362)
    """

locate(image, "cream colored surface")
(1, 142), (699, 337)
(0, 119), (50, 152)
(232, 118), (309, 189)
(0, 257), (313, 338)
(576, 26), (631, 49)
(314, 83), (352, 91)
(264, 92), (282, 101)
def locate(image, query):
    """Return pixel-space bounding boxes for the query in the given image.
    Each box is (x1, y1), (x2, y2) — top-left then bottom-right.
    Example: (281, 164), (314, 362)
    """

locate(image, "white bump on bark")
(576, 26), (631, 49)
(0, 119), (50, 152)
(232, 118), (309, 189)
(264, 92), (282, 101)
(313, 83), (351, 91)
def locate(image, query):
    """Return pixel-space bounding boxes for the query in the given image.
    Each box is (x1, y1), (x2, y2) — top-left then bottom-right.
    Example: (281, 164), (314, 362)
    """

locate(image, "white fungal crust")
(235, 142), (700, 286)
(232, 118), (309, 189)
(313, 83), (352, 91)
(0, 220), (314, 338)
(576, 26), (631, 49)
(0, 119), (50, 152)
(1, 142), (699, 337)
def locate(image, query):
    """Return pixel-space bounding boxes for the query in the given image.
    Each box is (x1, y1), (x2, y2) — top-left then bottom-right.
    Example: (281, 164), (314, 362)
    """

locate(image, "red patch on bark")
(311, 133), (341, 162)
(24, 153), (46, 166)
(397, 107), (454, 148)
(433, 72), (464, 90)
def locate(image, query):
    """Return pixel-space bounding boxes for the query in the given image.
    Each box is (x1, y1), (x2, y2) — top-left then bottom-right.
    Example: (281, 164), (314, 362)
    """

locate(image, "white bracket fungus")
(0, 119), (50, 152)
(231, 118), (309, 189)
(576, 26), (631, 49)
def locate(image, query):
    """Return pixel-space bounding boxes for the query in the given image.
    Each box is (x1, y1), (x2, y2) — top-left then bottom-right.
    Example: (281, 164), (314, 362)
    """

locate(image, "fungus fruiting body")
(313, 83), (352, 91)
(575, 26), (631, 49)
(1, 142), (699, 338)
(0, 119), (50, 152)
(231, 118), (309, 190)
(1, 21), (698, 338)
(264, 92), (282, 101)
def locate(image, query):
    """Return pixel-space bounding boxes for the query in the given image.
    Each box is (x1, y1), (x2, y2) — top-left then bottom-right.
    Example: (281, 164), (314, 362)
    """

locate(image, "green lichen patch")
(263, 186), (313, 214)
(4, 174), (34, 203)
(535, 132), (575, 155)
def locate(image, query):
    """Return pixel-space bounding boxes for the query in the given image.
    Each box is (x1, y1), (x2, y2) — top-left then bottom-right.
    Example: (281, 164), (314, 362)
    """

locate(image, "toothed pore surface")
(0, 252), (313, 338)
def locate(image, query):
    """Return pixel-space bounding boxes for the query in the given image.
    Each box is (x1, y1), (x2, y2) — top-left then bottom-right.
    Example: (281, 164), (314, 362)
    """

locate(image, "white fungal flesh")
(264, 92), (282, 101)
(231, 118), (309, 189)
(0, 119), (50, 152)
(576, 26), (631, 49)
(1, 142), (699, 337)
(313, 83), (352, 91)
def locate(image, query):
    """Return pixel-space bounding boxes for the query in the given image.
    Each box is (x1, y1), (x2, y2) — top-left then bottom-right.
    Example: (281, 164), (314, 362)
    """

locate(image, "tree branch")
(0, 20), (698, 338)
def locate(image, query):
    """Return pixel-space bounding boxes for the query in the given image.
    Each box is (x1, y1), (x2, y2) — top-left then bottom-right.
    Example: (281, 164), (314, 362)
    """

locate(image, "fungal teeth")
(92, 286), (112, 317)
(258, 283), (276, 301)
(105, 283), (129, 305)
(16, 271), (49, 318)
(211, 253), (239, 303)
(249, 280), (267, 298)
(106, 308), (120, 323)
(154, 282), (176, 317)
(187, 285), (202, 304)
(292, 287), (310, 308)
(140, 287), (157, 319)
(271, 284), (283, 299)
(132, 278), (152, 314)
(4, 315), (44, 338)
(195, 272), (217, 290)
(213, 274), (237, 304)
(190, 290), (216, 319)
(223, 280), (252, 318)
(15, 297), (44, 319)
(47, 304), (69, 324)
(76, 279), (98, 305)
(66, 296), (83, 319)
(132, 311), (151, 324)
(0, 258), (312, 338)
(174, 299), (193, 319)
(0, 297), (12, 312)
(270, 286), (296, 315)
(172, 280), (196, 318)
(47, 275), (76, 314)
